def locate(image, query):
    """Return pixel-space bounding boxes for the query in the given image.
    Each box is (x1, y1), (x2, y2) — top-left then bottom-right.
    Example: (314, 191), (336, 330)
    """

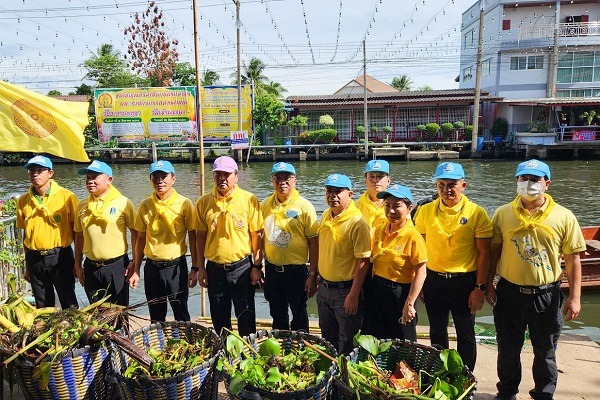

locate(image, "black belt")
(372, 275), (405, 289)
(500, 278), (560, 295)
(84, 254), (126, 268)
(427, 269), (474, 279)
(321, 278), (353, 289)
(265, 261), (306, 273)
(147, 255), (184, 268)
(25, 246), (61, 256)
(208, 256), (251, 271)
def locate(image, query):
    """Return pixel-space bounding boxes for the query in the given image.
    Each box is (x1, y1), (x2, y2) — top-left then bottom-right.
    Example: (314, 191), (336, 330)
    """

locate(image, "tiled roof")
(499, 97), (600, 106)
(334, 74), (398, 94)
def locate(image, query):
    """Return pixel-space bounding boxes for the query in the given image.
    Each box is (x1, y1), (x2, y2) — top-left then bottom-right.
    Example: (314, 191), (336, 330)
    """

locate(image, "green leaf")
(353, 332), (391, 356)
(266, 366), (282, 386)
(259, 338), (281, 356)
(440, 349), (464, 375)
(226, 334), (246, 357)
(229, 373), (247, 395)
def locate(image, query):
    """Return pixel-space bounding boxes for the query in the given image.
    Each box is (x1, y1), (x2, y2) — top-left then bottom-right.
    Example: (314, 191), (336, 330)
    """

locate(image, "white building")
(459, 0), (600, 99)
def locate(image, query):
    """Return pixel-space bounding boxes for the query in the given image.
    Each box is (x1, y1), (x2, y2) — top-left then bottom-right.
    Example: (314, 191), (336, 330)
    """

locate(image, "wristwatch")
(475, 283), (487, 292)
(308, 271), (318, 277)
(252, 263), (263, 270)
(191, 266), (199, 272)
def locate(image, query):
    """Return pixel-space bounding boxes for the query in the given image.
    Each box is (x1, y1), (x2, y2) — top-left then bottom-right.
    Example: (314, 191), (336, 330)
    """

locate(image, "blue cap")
(150, 160), (175, 175)
(432, 162), (465, 180)
(78, 160), (113, 177)
(271, 162), (296, 176)
(24, 155), (52, 170)
(324, 174), (352, 190)
(515, 159), (551, 180)
(376, 184), (414, 202)
(365, 159), (390, 174)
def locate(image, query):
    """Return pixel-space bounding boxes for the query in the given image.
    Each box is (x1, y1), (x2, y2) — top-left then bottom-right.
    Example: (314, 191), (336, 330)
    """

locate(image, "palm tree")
(201, 69), (220, 86)
(263, 81), (287, 100)
(231, 57), (286, 99)
(390, 74), (413, 91)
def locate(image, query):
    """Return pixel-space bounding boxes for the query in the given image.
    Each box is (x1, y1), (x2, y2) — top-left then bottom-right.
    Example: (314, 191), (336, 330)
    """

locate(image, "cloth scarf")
(509, 194), (556, 239)
(432, 195), (478, 240)
(83, 185), (122, 228)
(150, 189), (180, 237)
(264, 189), (300, 232)
(25, 180), (61, 225)
(208, 186), (240, 235)
(317, 200), (362, 241)
(357, 191), (385, 227)
(371, 221), (406, 261)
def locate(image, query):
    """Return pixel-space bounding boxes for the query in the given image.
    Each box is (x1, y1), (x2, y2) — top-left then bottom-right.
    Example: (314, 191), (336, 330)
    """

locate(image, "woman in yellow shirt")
(369, 184), (427, 341)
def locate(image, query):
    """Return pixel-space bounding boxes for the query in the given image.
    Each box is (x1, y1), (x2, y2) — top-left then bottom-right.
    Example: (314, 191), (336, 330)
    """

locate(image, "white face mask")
(517, 180), (545, 201)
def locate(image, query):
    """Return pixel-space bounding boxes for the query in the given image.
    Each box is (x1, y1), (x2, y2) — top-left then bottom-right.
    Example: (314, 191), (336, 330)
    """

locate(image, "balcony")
(519, 22), (600, 40)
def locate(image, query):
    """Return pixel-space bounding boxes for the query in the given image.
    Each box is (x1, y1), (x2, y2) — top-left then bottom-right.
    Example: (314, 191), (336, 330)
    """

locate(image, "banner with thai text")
(94, 87), (198, 143)
(201, 85), (253, 142)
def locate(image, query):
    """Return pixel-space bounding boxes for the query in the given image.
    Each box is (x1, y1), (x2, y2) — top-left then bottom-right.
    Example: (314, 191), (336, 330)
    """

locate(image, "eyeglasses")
(27, 168), (49, 174)
(272, 175), (295, 184)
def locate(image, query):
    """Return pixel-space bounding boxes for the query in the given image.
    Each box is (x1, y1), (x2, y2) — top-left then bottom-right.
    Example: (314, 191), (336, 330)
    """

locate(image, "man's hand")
(468, 288), (485, 314)
(485, 286), (497, 307)
(75, 265), (85, 286)
(125, 262), (140, 289)
(197, 267), (208, 288)
(305, 275), (317, 298)
(250, 267), (263, 286)
(344, 292), (359, 315)
(188, 269), (198, 288)
(562, 296), (581, 321)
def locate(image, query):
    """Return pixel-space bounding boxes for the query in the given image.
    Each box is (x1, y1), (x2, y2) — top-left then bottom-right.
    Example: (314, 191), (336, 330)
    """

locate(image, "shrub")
(287, 115), (308, 127)
(441, 123), (454, 139)
(453, 121), (465, 130)
(319, 114), (334, 127)
(370, 126), (379, 133)
(491, 117), (509, 139)
(465, 125), (474, 136)
(425, 123), (440, 141)
(416, 124), (426, 133)
(382, 126), (392, 133)
(297, 128), (337, 144)
(273, 137), (284, 146)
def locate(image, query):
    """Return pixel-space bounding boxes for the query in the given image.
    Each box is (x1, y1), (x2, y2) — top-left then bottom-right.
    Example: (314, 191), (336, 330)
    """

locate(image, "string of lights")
(298, 0), (315, 64)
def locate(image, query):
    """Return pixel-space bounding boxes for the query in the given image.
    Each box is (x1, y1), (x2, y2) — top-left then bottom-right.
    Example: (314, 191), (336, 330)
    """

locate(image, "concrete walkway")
(3, 328), (598, 400)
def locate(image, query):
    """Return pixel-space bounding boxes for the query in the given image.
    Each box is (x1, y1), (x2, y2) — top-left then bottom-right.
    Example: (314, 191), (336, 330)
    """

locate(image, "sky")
(0, 0), (476, 97)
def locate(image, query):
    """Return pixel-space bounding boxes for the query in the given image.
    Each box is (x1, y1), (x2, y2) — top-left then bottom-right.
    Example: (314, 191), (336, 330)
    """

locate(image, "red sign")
(572, 131), (596, 141)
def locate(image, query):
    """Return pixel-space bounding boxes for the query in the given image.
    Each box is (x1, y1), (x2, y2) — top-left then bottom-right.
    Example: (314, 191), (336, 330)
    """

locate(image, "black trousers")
(84, 254), (129, 307)
(144, 256), (190, 322)
(317, 284), (363, 356)
(494, 278), (564, 400)
(367, 275), (417, 342)
(206, 259), (256, 337)
(263, 262), (309, 332)
(360, 263), (374, 334)
(423, 269), (477, 371)
(25, 246), (78, 309)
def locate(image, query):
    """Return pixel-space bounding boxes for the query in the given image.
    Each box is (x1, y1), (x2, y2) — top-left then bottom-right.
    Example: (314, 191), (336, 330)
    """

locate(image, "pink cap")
(212, 156), (238, 172)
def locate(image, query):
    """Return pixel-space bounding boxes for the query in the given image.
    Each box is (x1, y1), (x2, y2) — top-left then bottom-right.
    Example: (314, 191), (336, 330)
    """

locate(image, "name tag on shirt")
(286, 210), (298, 218)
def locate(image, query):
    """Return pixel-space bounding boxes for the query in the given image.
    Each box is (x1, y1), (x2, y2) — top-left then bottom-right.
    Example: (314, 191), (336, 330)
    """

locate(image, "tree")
(172, 62), (196, 86)
(47, 90), (62, 96)
(253, 94), (284, 135)
(417, 85), (434, 91)
(124, 1), (179, 87)
(232, 57), (286, 98)
(391, 74), (413, 91)
(201, 69), (220, 86)
(82, 44), (146, 88)
(75, 83), (94, 96)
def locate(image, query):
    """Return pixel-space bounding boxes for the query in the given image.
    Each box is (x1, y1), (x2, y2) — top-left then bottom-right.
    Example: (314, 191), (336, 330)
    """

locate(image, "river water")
(2, 159), (599, 341)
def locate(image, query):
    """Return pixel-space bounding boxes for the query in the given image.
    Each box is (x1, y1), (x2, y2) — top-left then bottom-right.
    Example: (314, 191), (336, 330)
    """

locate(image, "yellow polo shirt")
(196, 185), (263, 264)
(492, 195), (586, 286)
(414, 195), (492, 273)
(16, 180), (78, 250)
(356, 191), (387, 236)
(318, 204), (371, 282)
(261, 193), (318, 266)
(372, 222), (428, 284)
(74, 188), (136, 261)
(135, 191), (197, 261)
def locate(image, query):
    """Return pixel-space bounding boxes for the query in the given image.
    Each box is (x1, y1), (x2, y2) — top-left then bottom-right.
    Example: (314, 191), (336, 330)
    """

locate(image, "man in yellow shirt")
(74, 160), (137, 307)
(193, 156), (264, 336)
(261, 162), (319, 332)
(133, 160), (197, 322)
(414, 162), (492, 372)
(16, 155), (79, 309)
(317, 174), (371, 355)
(486, 160), (585, 400)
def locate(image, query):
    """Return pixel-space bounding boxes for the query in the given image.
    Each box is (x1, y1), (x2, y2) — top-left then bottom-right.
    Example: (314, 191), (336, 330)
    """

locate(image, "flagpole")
(192, 0), (207, 317)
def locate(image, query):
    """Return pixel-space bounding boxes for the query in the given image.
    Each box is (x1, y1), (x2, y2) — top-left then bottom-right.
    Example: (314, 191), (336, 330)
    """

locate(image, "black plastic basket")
(335, 339), (476, 400)
(222, 330), (338, 400)
(14, 343), (114, 400)
(110, 321), (221, 400)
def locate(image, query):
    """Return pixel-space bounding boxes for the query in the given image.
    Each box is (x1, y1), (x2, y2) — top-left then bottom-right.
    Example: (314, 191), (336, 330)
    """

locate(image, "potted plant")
(416, 124), (426, 141)
(382, 126), (392, 143)
(441, 123), (454, 141)
(425, 123), (440, 141)
(580, 110), (597, 126)
(491, 117), (509, 144)
(355, 125), (366, 142)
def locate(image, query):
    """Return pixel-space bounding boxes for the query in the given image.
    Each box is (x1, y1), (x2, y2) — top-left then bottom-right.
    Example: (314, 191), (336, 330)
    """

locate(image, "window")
(464, 29), (475, 49)
(557, 51), (600, 83)
(482, 59), (492, 76)
(510, 56), (527, 70)
(463, 66), (473, 81)
(556, 89), (600, 98)
(502, 20), (511, 30)
(527, 56), (544, 70)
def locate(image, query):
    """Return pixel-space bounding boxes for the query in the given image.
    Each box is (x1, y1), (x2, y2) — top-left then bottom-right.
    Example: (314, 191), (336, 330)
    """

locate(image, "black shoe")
(493, 395), (517, 400)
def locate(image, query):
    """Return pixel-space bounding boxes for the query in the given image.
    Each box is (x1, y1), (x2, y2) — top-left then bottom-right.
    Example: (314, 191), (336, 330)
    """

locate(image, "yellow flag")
(0, 80), (90, 162)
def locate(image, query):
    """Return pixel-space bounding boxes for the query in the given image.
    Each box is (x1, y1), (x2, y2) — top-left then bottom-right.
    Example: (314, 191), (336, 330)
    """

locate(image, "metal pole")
(471, 1), (484, 154)
(363, 39), (368, 157)
(547, 1), (560, 98)
(192, 0), (206, 317)
(236, 0), (243, 161)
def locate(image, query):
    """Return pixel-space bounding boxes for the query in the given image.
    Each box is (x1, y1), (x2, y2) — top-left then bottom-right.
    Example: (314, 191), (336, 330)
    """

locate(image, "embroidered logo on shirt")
(460, 217), (468, 225)
(52, 213), (62, 223)
(109, 207), (116, 215)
